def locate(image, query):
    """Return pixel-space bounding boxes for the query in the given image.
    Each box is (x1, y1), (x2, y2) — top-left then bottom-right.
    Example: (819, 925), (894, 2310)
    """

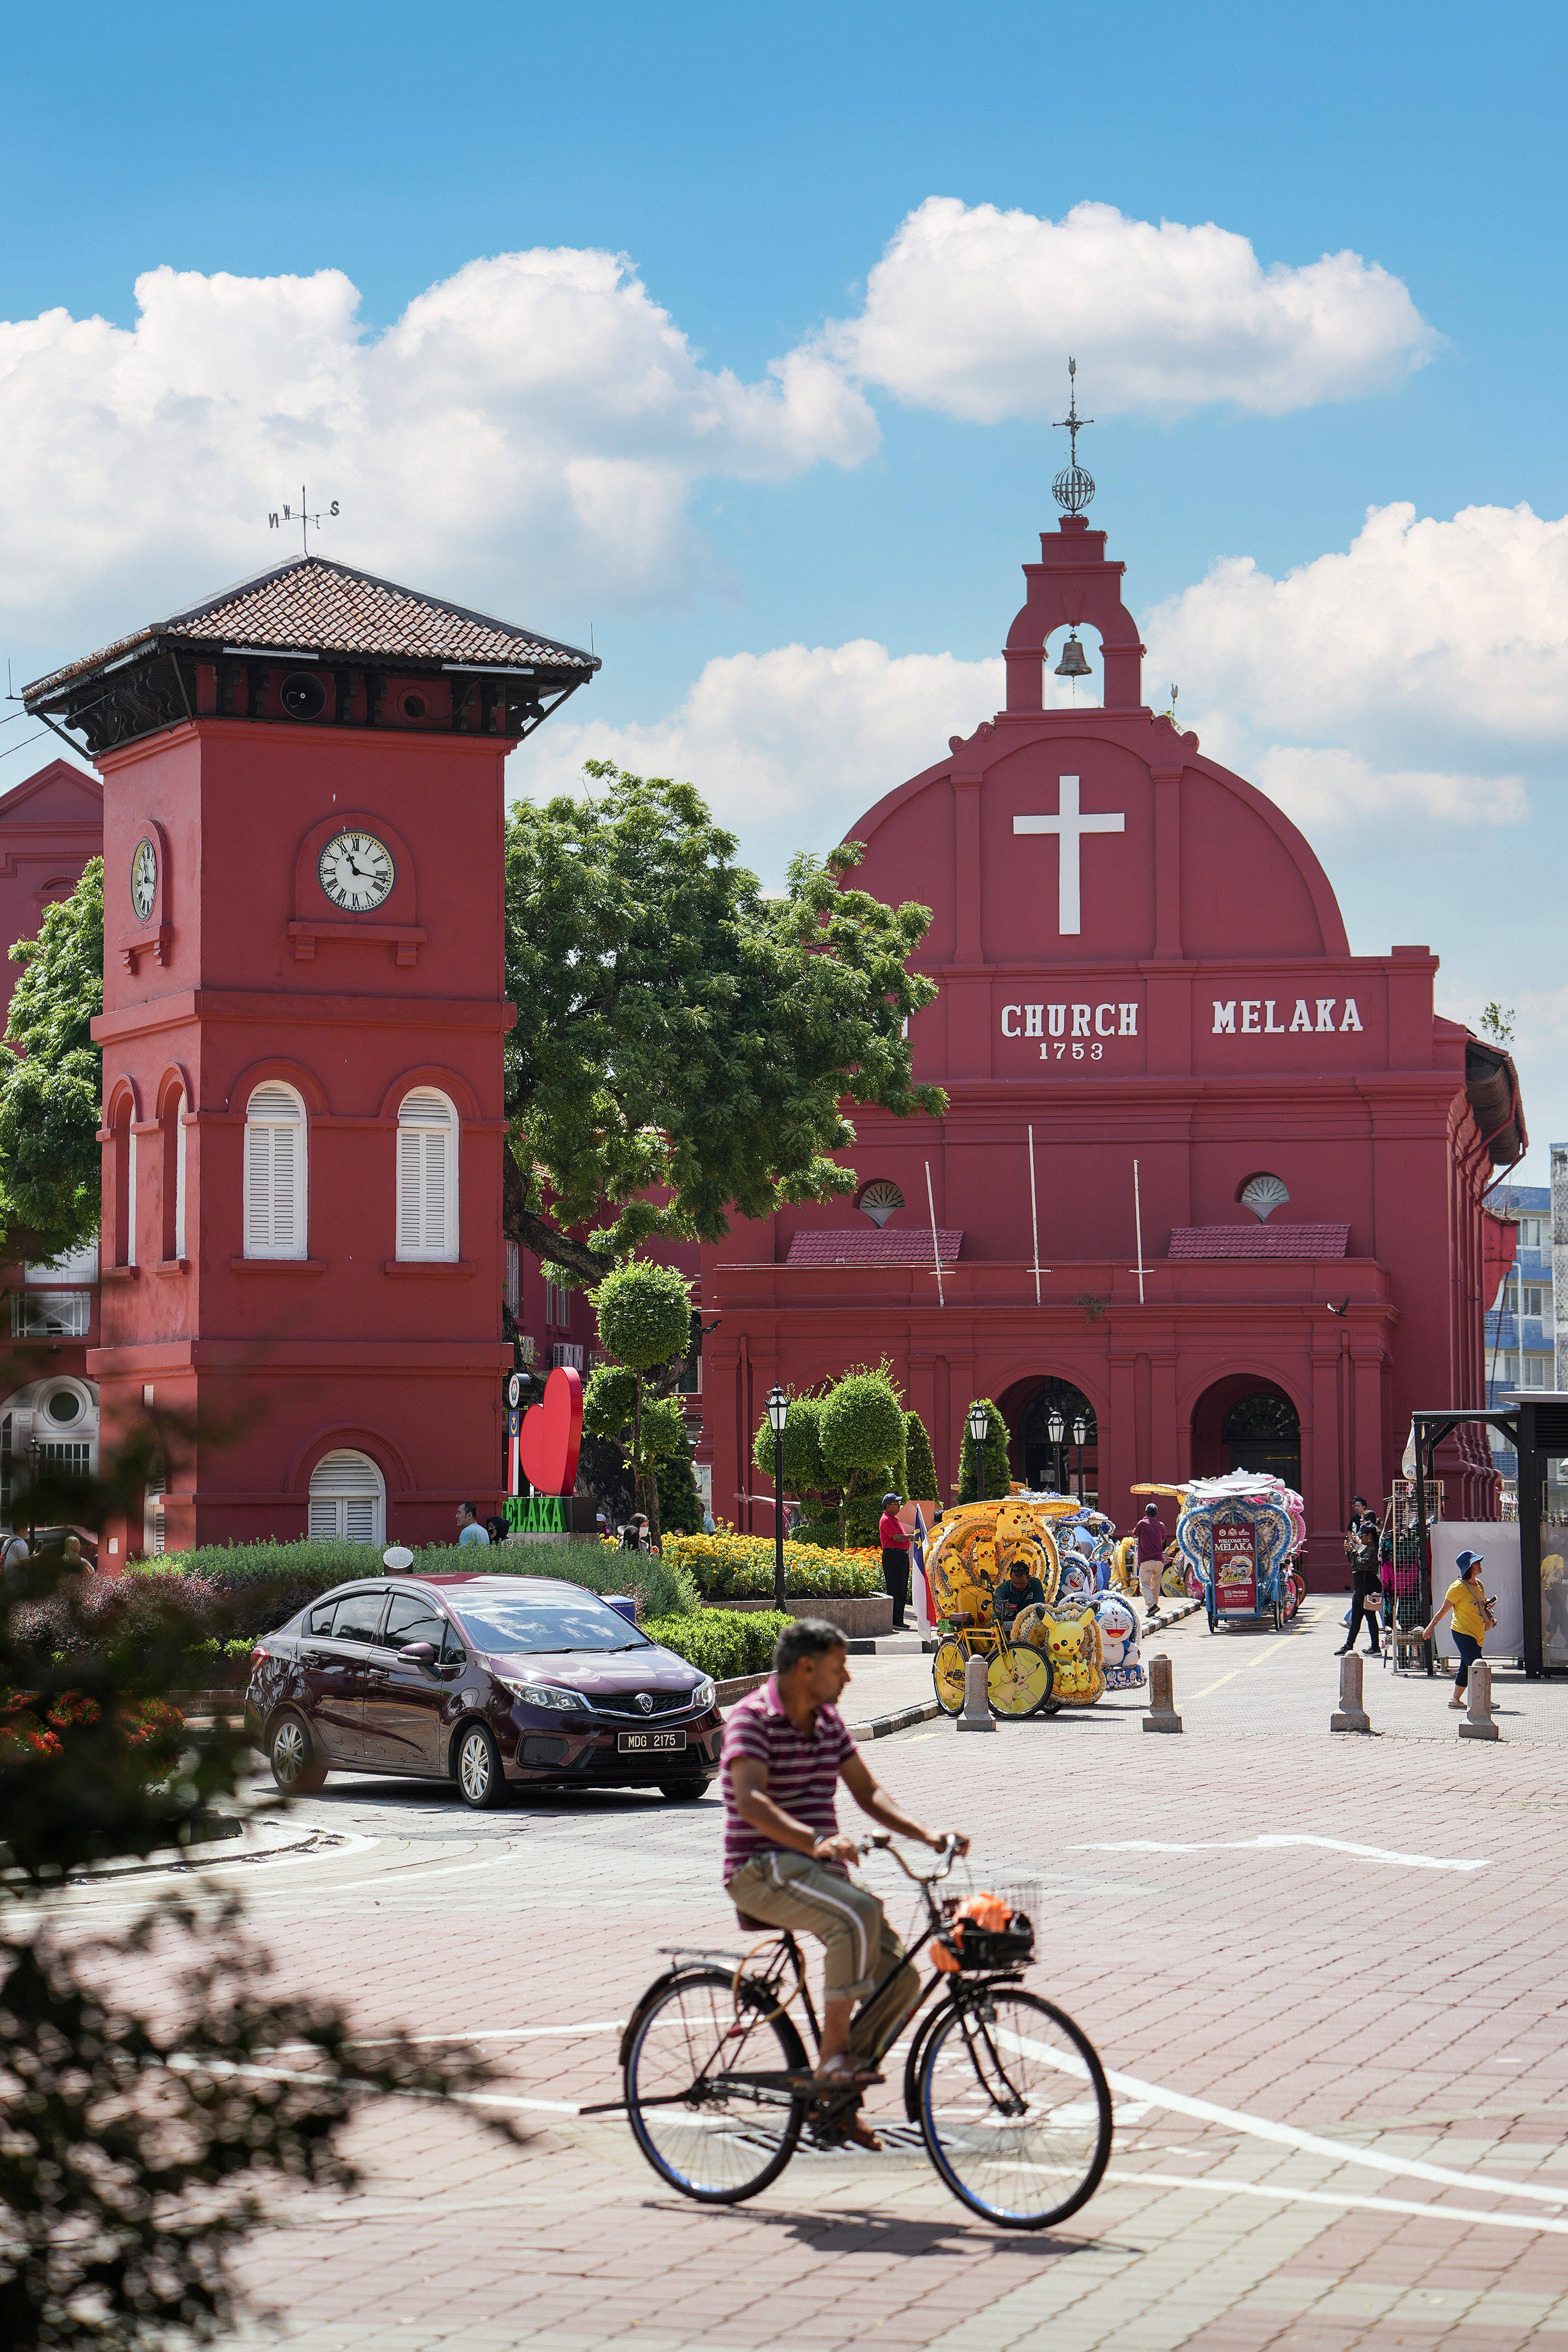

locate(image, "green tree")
(1481, 1001), (1515, 1048)
(904, 1408), (940, 1505)
(655, 1440), (704, 1537)
(957, 1398), (1013, 1503)
(0, 1427), (504, 2352)
(0, 858), (104, 1266)
(586, 1258), (694, 1543)
(819, 1365), (907, 1549)
(503, 766), (945, 1283)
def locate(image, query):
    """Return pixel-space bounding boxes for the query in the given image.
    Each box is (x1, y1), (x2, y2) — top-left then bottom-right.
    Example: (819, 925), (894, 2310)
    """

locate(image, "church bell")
(1054, 631), (1092, 679)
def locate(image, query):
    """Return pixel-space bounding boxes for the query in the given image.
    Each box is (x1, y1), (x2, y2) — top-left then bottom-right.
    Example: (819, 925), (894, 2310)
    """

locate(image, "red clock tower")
(25, 556), (597, 1560)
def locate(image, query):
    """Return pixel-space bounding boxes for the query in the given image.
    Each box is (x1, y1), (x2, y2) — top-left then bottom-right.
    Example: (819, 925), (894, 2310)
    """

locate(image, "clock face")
(130, 837), (157, 924)
(318, 830), (395, 912)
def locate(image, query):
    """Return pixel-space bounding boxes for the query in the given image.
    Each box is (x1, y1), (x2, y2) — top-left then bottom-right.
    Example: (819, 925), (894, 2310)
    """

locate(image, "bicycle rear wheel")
(932, 1636), (968, 1715)
(916, 1986), (1112, 2228)
(624, 1966), (808, 2204)
(987, 1641), (1053, 1718)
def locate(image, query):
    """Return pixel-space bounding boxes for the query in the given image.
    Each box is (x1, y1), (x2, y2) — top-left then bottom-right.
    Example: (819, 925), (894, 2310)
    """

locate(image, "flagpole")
(1029, 1125), (1041, 1305)
(925, 1159), (945, 1309)
(1133, 1157), (1145, 1306)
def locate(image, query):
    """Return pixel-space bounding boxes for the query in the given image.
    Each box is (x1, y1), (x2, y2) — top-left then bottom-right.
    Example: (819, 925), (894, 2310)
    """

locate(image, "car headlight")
(501, 1680), (587, 1712)
(691, 1679), (716, 1713)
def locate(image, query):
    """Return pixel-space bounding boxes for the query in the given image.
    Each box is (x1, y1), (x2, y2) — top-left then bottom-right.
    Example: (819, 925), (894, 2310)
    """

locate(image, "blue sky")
(4, 0), (1565, 1172)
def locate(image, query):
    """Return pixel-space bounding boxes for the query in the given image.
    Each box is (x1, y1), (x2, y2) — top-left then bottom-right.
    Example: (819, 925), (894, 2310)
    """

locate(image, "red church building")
(697, 511), (1524, 1579)
(19, 556), (596, 1560)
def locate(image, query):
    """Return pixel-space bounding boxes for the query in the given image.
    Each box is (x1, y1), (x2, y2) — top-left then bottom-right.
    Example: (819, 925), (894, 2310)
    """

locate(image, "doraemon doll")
(1092, 1589), (1144, 1688)
(1056, 1546), (1096, 1602)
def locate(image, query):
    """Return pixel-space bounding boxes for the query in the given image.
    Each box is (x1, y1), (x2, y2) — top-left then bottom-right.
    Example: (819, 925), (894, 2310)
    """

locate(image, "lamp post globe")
(767, 1386), (788, 1609)
(967, 1400), (989, 1447)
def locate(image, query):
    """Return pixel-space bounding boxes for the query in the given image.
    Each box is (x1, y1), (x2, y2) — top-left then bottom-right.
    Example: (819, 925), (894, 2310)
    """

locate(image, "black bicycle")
(596, 1834), (1112, 2229)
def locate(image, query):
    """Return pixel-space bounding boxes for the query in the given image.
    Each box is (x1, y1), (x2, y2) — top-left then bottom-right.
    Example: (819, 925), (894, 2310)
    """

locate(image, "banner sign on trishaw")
(1211, 1513), (1258, 1616)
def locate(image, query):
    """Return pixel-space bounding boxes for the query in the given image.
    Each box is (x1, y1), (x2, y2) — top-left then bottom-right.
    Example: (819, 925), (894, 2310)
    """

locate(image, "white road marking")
(1103, 2166), (1568, 2236)
(1070, 1835), (1488, 1872)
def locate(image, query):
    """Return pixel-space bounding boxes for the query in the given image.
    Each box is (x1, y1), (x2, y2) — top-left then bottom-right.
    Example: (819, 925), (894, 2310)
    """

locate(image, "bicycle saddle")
(734, 1909), (770, 1930)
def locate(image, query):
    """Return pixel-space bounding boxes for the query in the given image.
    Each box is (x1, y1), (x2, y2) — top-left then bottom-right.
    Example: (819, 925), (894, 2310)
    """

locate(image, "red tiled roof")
(1168, 1224), (1350, 1259)
(26, 556), (596, 700)
(785, 1227), (962, 1267)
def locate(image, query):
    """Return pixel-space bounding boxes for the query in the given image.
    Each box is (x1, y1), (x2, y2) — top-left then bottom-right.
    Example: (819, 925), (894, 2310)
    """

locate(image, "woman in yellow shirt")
(1421, 1548), (1492, 1710)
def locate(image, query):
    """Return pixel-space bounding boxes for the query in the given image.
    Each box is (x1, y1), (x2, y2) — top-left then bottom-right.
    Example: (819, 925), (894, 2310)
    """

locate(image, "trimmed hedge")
(644, 1609), (792, 1681)
(663, 1531), (882, 1600)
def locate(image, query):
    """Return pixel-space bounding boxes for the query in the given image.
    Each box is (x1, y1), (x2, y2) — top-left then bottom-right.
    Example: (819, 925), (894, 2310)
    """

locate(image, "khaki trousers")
(726, 1850), (921, 2061)
(1139, 1557), (1163, 1611)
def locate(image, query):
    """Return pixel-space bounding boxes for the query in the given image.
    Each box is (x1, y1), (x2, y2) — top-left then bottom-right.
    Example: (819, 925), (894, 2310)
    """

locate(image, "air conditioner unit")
(550, 1342), (585, 1372)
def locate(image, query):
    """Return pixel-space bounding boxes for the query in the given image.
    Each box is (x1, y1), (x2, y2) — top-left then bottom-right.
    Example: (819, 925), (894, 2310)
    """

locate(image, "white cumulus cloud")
(1251, 746), (1528, 831)
(0, 249), (878, 651)
(826, 197), (1437, 422)
(512, 639), (1007, 879)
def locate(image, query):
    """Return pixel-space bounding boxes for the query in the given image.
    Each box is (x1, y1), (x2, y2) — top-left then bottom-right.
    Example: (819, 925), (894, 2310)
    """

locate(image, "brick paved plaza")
(50, 1600), (1568, 2352)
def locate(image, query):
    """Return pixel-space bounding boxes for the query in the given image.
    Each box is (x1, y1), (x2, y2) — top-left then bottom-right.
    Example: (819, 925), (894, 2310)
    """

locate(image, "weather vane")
(268, 486), (340, 557)
(1053, 358), (1096, 516)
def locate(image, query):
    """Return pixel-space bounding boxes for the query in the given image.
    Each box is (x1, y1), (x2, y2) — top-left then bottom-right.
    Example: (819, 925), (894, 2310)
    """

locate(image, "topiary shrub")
(589, 1258), (693, 1544)
(819, 1366), (907, 1548)
(956, 1398), (1013, 1502)
(904, 1409), (940, 1505)
(655, 1443), (704, 1537)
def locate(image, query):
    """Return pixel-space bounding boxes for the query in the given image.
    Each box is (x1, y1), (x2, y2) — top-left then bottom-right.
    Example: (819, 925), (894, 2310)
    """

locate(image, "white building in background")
(1486, 1159), (1566, 1507)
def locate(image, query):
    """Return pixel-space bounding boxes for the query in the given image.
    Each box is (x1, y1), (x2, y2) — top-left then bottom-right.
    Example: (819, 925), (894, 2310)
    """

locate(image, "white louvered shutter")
(244, 1085), (306, 1258)
(395, 1091), (457, 1260)
(308, 1449), (385, 1545)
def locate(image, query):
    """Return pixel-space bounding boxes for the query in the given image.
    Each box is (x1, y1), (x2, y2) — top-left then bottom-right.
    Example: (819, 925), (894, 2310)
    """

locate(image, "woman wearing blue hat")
(1421, 1549), (1494, 1709)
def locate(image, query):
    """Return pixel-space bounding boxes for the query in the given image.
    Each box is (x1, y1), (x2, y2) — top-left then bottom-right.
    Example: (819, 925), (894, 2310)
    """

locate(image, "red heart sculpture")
(519, 1365), (584, 1497)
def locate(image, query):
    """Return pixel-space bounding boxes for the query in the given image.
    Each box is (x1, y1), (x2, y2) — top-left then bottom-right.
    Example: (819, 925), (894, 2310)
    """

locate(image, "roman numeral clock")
(317, 830), (395, 913)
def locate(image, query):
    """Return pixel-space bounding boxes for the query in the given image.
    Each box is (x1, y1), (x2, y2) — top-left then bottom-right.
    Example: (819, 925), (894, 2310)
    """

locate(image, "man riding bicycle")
(722, 1618), (969, 2144)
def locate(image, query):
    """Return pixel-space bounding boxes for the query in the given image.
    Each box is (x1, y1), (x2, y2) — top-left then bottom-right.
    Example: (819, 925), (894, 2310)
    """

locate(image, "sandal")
(812, 2054), (883, 2090)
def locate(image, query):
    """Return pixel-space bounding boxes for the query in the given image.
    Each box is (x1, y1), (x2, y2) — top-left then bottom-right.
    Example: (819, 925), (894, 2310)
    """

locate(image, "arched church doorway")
(308, 1449), (386, 1546)
(1190, 1376), (1300, 1489)
(999, 1377), (1099, 1501)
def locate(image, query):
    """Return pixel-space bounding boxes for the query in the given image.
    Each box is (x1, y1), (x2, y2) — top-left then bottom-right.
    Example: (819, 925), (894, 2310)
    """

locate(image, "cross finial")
(1054, 357), (1094, 471)
(268, 486), (341, 557)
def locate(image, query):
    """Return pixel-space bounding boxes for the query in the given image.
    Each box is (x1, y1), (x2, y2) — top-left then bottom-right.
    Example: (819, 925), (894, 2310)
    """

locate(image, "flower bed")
(643, 1607), (793, 1682)
(663, 1532), (883, 1602)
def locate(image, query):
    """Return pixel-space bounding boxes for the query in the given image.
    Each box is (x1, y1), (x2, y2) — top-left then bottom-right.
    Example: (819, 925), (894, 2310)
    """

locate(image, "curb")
(850, 1699), (942, 1741)
(715, 1672), (770, 1706)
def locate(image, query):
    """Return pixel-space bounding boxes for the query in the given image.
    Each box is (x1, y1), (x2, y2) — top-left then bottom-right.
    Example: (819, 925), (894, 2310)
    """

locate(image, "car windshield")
(452, 1589), (651, 1656)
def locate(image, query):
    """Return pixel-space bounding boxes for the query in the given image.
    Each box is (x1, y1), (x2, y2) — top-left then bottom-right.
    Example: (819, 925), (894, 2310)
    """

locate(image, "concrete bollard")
(956, 1652), (996, 1732)
(1142, 1652), (1183, 1734)
(1331, 1648), (1372, 1734)
(1458, 1658), (1501, 1741)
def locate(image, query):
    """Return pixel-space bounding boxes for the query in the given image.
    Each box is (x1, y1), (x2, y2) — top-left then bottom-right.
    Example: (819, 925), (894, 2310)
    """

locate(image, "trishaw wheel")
(987, 1642), (1054, 1719)
(932, 1637), (968, 1716)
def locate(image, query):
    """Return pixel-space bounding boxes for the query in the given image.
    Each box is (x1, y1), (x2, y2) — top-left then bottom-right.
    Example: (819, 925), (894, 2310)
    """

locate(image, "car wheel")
(269, 1711), (326, 1796)
(455, 1721), (508, 1809)
(659, 1777), (710, 1802)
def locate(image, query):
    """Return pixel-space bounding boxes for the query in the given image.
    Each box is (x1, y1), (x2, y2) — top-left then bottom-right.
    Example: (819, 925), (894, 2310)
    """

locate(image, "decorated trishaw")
(924, 1492), (1144, 1717)
(1175, 1474), (1301, 1631)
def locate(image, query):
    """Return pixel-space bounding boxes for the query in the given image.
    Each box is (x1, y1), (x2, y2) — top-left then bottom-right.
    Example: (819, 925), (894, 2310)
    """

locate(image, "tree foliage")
(503, 765), (945, 1282)
(956, 1398), (1013, 1503)
(904, 1409), (940, 1505)
(585, 1259), (693, 1546)
(754, 1366), (908, 1549)
(0, 1428), (506, 2352)
(0, 858), (104, 1266)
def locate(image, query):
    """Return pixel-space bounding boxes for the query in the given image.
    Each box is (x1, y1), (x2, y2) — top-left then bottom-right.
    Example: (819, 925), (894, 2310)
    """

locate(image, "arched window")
(160, 1087), (186, 1261)
(244, 1083), (307, 1259)
(308, 1448), (386, 1544)
(110, 1095), (136, 1267)
(396, 1089), (458, 1261)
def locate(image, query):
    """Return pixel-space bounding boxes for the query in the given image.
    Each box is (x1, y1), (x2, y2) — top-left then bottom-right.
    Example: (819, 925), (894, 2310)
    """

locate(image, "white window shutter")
(397, 1127), (423, 1255)
(244, 1122), (272, 1254)
(395, 1091), (457, 1260)
(308, 1449), (385, 1546)
(244, 1085), (306, 1259)
(423, 1130), (446, 1253)
(175, 1100), (187, 1258)
(308, 1498), (339, 1539)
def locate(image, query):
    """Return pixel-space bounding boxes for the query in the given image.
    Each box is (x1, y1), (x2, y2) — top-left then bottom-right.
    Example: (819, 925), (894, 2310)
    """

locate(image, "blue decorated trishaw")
(1176, 1474), (1299, 1632)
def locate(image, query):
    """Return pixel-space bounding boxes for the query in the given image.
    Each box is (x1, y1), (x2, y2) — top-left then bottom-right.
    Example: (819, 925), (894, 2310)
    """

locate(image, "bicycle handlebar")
(855, 1829), (962, 1885)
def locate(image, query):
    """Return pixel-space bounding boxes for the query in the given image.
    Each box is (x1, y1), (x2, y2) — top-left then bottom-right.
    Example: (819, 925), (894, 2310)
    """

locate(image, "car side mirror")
(402, 1642), (436, 1669)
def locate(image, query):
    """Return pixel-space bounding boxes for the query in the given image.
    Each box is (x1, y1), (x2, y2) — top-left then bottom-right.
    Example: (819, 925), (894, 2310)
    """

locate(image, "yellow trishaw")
(926, 1496), (1065, 1719)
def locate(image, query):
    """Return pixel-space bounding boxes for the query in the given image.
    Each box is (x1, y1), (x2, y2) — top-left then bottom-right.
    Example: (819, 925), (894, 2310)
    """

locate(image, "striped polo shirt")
(721, 1676), (856, 1882)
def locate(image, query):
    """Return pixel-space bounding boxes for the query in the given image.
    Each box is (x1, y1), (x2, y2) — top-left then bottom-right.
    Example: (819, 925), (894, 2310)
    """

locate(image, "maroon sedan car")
(246, 1573), (722, 1809)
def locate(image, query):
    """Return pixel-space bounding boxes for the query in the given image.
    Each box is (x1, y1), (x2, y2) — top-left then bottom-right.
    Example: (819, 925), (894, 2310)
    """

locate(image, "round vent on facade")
(856, 1180), (905, 1229)
(400, 691), (427, 720)
(1238, 1173), (1290, 1221)
(281, 672), (327, 721)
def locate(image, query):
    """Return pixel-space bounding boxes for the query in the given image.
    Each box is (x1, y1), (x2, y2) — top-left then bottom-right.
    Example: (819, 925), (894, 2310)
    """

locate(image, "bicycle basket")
(934, 1892), (1035, 1973)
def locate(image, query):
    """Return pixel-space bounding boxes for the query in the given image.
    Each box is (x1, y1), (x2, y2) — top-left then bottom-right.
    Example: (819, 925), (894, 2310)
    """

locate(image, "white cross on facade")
(1013, 776), (1124, 935)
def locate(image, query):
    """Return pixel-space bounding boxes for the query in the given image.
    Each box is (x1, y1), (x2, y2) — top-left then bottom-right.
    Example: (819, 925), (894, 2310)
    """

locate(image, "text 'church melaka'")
(11, 497), (1522, 1577)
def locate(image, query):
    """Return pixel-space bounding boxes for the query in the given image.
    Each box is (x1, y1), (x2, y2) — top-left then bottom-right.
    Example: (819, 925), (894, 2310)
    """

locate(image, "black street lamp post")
(767, 1385), (789, 1611)
(1046, 1406), (1066, 1496)
(1072, 1412), (1088, 1504)
(967, 1399), (990, 1493)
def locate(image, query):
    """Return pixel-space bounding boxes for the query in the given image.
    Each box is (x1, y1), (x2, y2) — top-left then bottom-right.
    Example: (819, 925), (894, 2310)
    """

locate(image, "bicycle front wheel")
(917, 1987), (1112, 2229)
(932, 1636), (968, 1715)
(624, 1966), (807, 2204)
(987, 1641), (1053, 1718)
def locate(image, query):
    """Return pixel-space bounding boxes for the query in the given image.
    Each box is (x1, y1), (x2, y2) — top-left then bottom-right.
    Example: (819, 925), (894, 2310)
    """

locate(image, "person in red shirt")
(877, 1492), (912, 1630)
(1133, 1503), (1167, 1620)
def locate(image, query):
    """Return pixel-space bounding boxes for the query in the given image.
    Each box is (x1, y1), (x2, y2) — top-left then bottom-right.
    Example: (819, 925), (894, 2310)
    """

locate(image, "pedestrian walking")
(878, 1493), (912, 1630)
(1338, 1494), (1381, 1656)
(1133, 1503), (1166, 1619)
(456, 1501), (490, 1547)
(1420, 1549), (1494, 1709)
